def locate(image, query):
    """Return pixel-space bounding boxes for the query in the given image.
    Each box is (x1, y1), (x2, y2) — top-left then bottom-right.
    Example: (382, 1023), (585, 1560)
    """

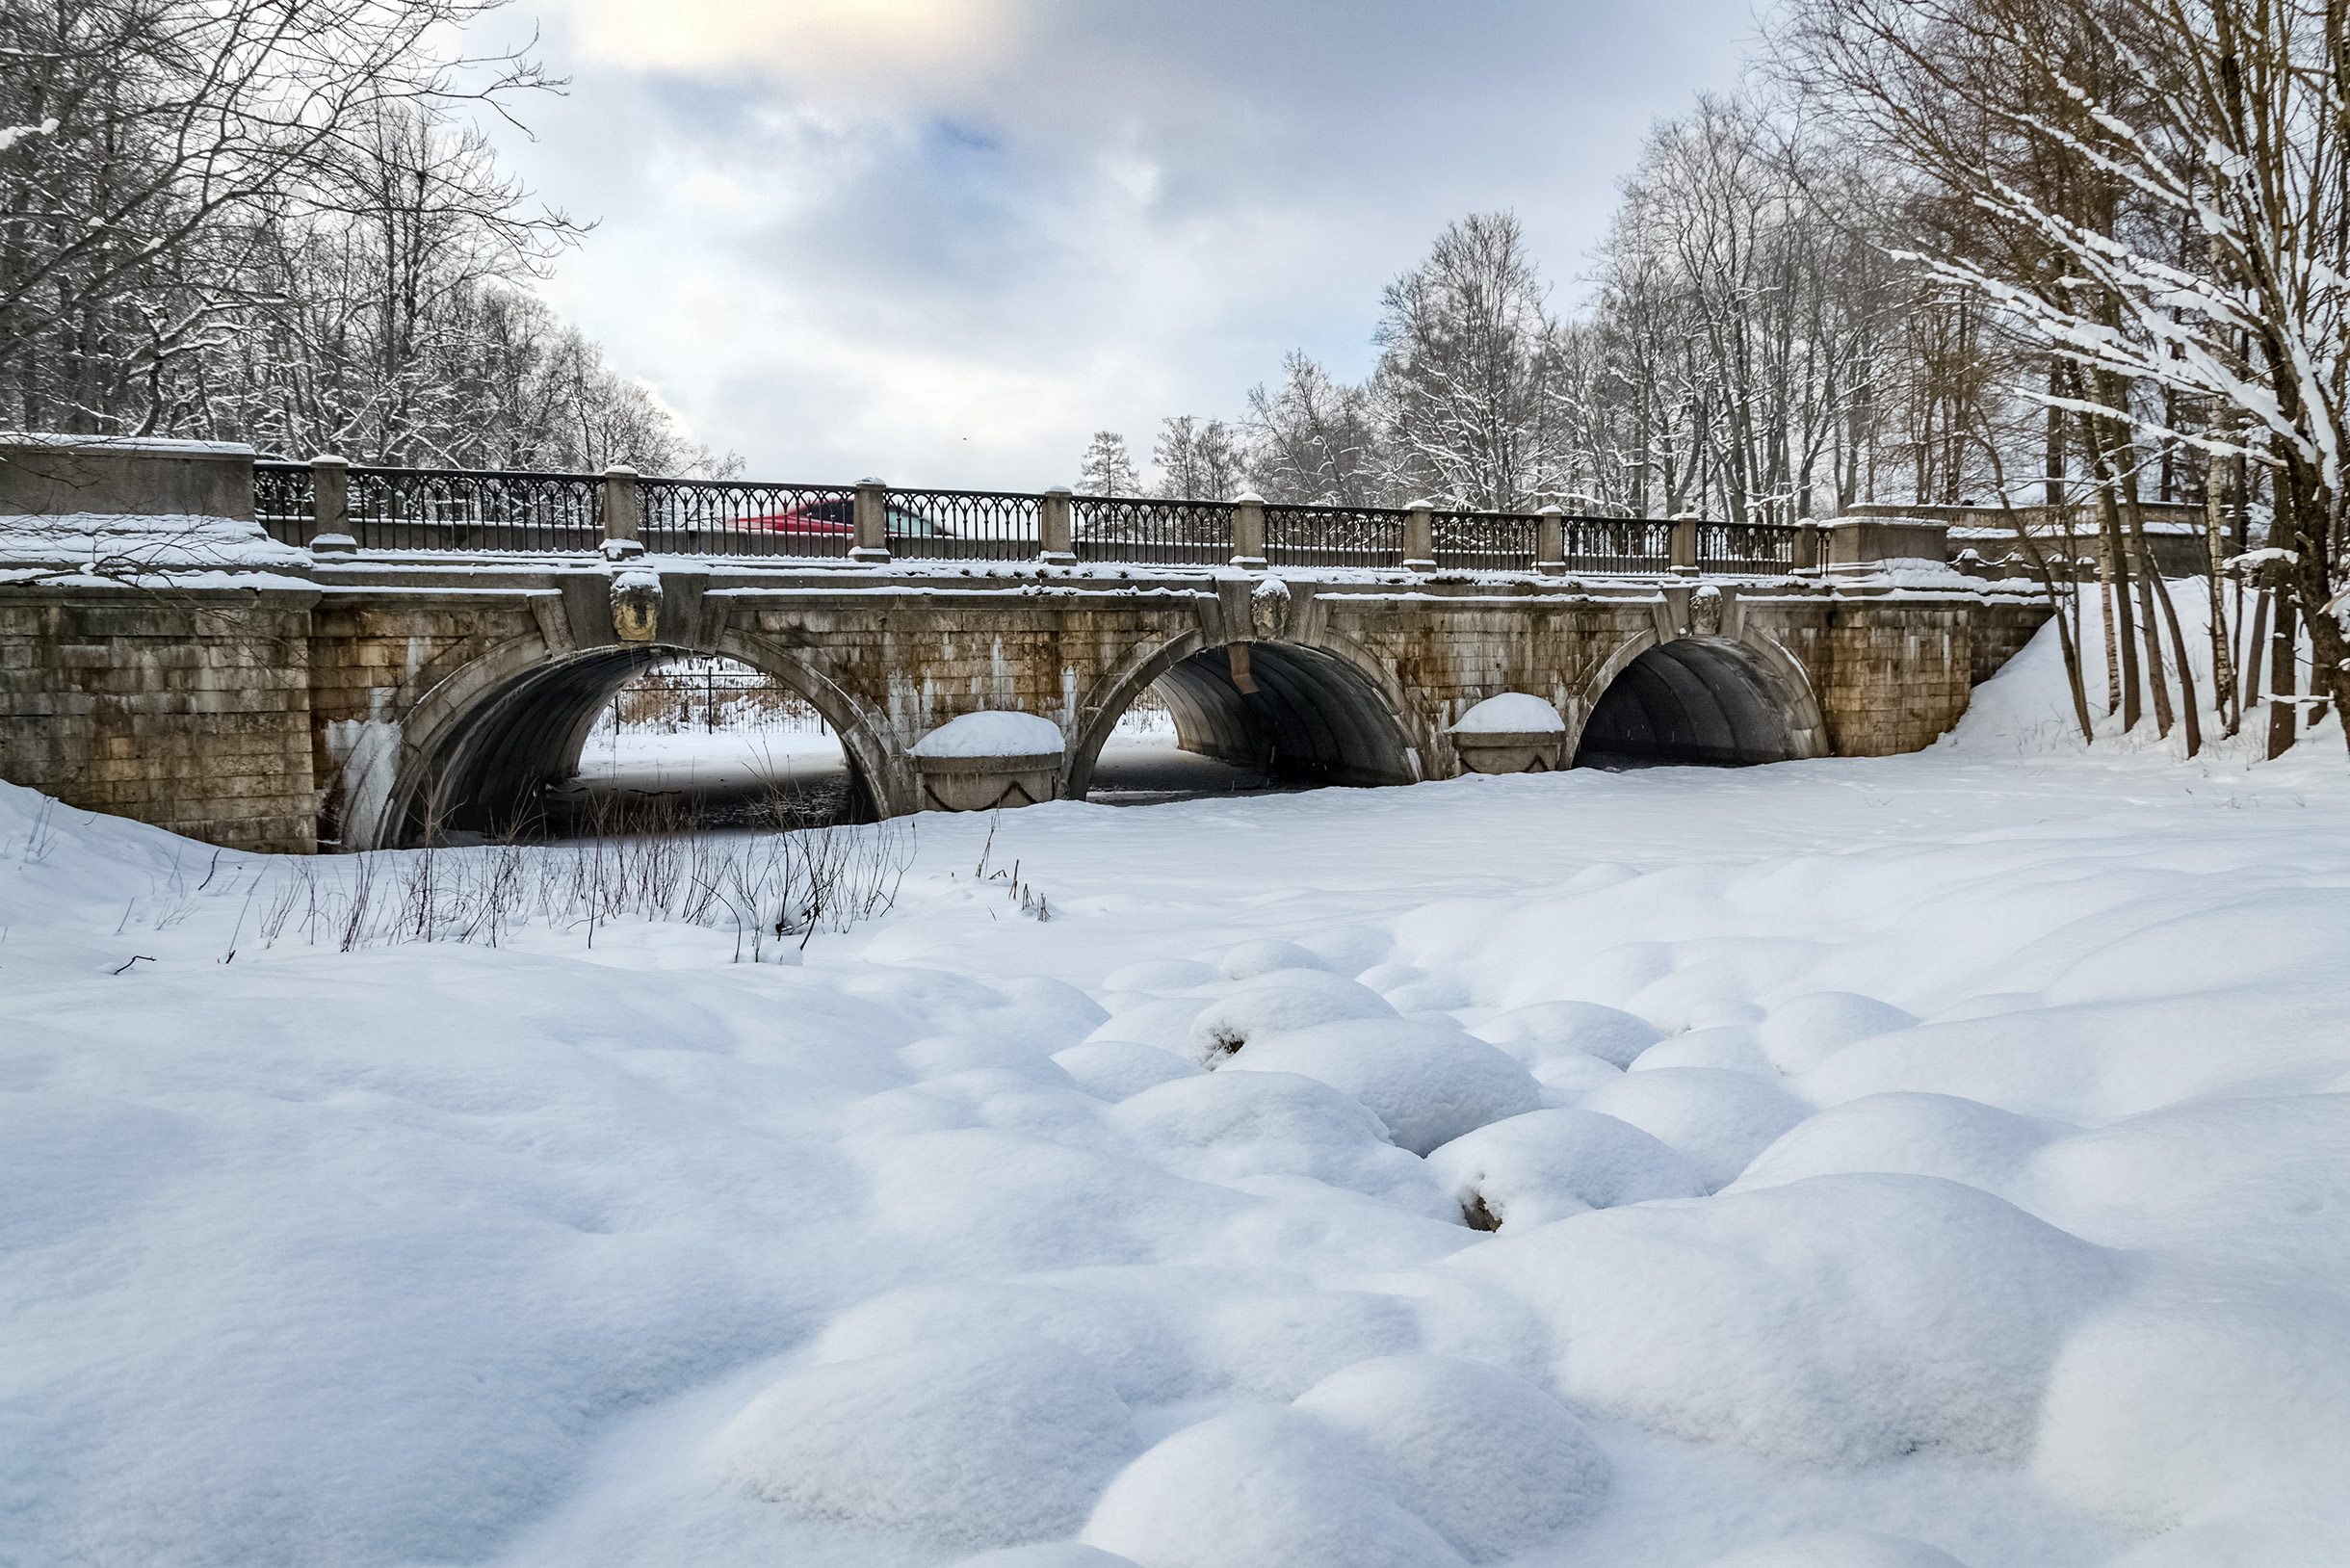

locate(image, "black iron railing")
(638, 478), (858, 559)
(347, 467), (603, 552)
(252, 460), (314, 545)
(1265, 503), (1407, 567)
(1433, 510), (1541, 572)
(1697, 521), (1799, 572)
(1073, 495), (1233, 565)
(250, 458), (1802, 575)
(883, 487), (1041, 562)
(1562, 516), (1676, 573)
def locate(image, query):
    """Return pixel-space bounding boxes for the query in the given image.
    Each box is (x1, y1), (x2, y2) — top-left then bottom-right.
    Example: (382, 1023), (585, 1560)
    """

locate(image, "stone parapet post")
(0, 433), (255, 520)
(1403, 501), (1436, 574)
(1823, 516), (1948, 572)
(308, 454), (352, 554)
(1535, 505), (1566, 575)
(1232, 490), (1267, 570)
(1669, 516), (1699, 572)
(1794, 521), (1819, 571)
(850, 478), (891, 564)
(1040, 487), (1076, 565)
(600, 466), (640, 548)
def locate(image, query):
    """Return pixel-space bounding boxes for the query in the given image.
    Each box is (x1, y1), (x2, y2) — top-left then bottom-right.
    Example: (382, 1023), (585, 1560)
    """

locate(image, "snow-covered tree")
(1370, 211), (1566, 511)
(1773, 0), (2349, 751)
(1078, 430), (1139, 494)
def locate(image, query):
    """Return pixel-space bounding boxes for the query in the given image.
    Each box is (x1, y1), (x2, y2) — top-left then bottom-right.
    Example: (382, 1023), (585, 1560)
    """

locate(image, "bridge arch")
(1065, 629), (1423, 797)
(1573, 631), (1826, 769)
(357, 635), (888, 848)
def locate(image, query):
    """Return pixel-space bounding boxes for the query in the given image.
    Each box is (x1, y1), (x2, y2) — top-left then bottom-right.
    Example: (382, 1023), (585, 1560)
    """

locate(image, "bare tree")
(1151, 414), (1242, 499)
(1242, 351), (1382, 505)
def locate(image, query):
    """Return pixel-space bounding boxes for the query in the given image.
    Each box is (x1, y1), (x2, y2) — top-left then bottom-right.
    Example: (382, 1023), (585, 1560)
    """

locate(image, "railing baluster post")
(1403, 500), (1436, 573)
(1232, 490), (1266, 569)
(1669, 515), (1698, 573)
(850, 478), (891, 564)
(1536, 504), (1564, 576)
(1040, 486), (1075, 565)
(308, 454), (352, 555)
(601, 466), (641, 556)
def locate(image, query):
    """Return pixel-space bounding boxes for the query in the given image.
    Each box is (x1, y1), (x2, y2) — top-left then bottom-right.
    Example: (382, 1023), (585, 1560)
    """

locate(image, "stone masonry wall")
(1812, 605), (1975, 757)
(1969, 600), (2055, 687)
(0, 586), (318, 852)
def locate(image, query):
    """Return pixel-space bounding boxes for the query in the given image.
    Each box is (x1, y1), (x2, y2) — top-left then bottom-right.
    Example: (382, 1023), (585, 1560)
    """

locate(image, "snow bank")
(8, 583), (2350, 1568)
(911, 710), (1067, 758)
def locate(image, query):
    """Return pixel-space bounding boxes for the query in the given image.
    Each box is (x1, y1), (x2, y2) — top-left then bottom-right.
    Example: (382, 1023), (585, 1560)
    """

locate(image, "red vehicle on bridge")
(735, 497), (953, 539)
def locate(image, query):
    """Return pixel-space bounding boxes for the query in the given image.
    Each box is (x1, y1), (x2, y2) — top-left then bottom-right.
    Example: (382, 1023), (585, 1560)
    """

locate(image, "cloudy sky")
(475, 1), (1758, 487)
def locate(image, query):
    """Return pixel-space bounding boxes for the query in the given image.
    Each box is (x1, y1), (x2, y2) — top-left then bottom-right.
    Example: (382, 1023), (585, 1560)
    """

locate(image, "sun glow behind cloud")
(483, 0), (1754, 486)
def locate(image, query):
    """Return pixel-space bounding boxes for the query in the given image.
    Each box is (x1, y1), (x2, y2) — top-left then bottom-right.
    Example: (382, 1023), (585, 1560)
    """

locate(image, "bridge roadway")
(2, 546), (2050, 853)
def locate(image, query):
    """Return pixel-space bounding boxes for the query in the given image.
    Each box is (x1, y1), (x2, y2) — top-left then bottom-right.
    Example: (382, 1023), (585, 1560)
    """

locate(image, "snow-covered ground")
(6, 601), (2349, 1568)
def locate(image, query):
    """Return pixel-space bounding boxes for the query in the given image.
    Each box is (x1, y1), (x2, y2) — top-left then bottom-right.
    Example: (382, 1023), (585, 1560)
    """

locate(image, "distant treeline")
(0, 0), (732, 474)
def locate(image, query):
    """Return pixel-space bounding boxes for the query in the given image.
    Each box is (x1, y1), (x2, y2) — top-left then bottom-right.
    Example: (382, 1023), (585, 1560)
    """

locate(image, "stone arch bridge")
(7, 552), (2047, 853)
(0, 436), (2050, 852)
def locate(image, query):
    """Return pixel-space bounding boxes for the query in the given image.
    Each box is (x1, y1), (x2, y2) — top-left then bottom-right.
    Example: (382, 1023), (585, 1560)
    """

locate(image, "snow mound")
(1695, 1531), (1968, 1568)
(1101, 958), (1224, 993)
(1454, 1174), (2121, 1466)
(1214, 938), (1332, 979)
(1473, 1000), (1663, 1069)
(1576, 1066), (1813, 1189)
(1630, 1023), (1773, 1074)
(1427, 1109), (1706, 1228)
(1083, 1406), (1468, 1568)
(902, 1033), (1076, 1085)
(1109, 1070), (1451, 1216)
(1225, 1020), (1540, 1156)
(954, 1545), (1144, 1568)
(1447, 693), (1564, 733)
(1759, 992), (1920, 1074)
(707, 1334), (1137, 1551)
(1186, 973), (1396, 1062)
(1301, 926), (1395, 973)
(1292, 1354), (1608, 1561)
(1084, 996), (1211, 1056)
(910, 710), (1067, 758)
(2033, 1290), (2350, 1534)
(1730, 1091), (2065, 1195)
(1053, 1040), (1201, 1101)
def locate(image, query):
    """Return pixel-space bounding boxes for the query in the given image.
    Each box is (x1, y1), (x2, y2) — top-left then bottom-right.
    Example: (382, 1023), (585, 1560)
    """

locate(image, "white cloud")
(479, 0), (1755, 486)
